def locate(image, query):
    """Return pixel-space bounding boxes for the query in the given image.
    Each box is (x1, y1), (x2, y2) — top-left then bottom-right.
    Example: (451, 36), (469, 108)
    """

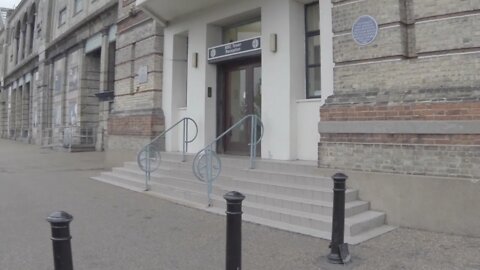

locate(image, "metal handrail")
(192, 114), (264, 205)
(137, 117), (198, 191)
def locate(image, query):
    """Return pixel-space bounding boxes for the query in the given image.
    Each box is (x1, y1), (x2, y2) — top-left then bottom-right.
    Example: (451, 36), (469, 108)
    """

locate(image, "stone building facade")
(0, 0), (479, 237)
(136, 0), (480, 237)
(317, 0), (480, 235)
(0, 8), (12, 137)
(105, 0), (164, 166)
(319, 0), (480, 179)
(0, 0), (162, 156)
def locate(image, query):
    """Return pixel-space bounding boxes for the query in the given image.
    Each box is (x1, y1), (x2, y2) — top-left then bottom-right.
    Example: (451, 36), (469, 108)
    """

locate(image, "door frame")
(216, 57), (261, 155)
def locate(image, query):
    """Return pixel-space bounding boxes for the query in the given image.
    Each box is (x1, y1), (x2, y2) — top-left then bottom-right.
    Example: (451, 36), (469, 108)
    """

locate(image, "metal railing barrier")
(41, 126), (96, 150)
(137, 117), (198, 191)
(64, 126), (97, 151)
(192, 114), (264, 206)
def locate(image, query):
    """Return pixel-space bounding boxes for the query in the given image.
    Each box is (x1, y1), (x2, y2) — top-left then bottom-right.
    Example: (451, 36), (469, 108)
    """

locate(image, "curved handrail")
(192, 114), (263, 205)
(140, 117), (199, 152)
(137, 117), (198, 191)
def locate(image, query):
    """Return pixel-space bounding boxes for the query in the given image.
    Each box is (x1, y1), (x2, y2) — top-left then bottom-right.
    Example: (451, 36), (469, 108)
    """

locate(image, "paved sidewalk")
(0, 139), (479, 270)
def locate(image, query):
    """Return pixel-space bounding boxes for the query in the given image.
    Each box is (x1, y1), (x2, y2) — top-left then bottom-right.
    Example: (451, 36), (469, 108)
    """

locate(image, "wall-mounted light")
(192, 52), (198, 68)
(270, 33), (277, 53)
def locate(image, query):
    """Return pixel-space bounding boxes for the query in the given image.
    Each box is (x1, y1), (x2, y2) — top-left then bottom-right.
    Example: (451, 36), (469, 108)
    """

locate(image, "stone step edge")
(118, 165), (351, 195)
(91, 174), (394, 244)
(90, 176), (209, 210)
(152, 164), (333, 185)
(125, 159), (330, 181)
(206, 206), (396, 245)
(217, 196), (383, 228)
(110, 167), (360, 207)
(97, 172), (376, 232)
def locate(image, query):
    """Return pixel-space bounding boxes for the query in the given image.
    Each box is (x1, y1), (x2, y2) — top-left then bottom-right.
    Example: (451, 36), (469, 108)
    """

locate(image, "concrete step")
(91, 152), (395, 244)
(124, 160), (333, 189)
(93, 172), (209, 207)
(210, 194), (388, 239)
(159, 151), (325, 175)
(113, 168), (360, 216)
(105, 168), (373, 233)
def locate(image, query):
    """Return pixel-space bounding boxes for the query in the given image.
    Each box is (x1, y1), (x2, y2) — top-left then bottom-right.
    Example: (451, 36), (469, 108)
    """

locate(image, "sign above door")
(208, 37), (261, 64)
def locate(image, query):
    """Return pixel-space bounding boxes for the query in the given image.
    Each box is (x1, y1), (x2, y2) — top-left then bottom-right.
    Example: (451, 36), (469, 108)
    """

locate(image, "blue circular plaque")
(352, 15), (378, 46)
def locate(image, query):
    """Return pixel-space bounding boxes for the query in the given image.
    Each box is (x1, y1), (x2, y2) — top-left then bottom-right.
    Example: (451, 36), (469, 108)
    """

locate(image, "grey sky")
(1, 0), (22, 9)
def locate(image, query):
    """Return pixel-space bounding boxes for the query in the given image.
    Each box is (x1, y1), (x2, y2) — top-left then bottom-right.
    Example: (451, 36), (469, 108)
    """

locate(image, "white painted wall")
(296, 99), (321, 160)
(261, 0), (305, 160)
(162, 0), (334, 161)
(319, 0), (334, 103)
(295, 0), (333, 160)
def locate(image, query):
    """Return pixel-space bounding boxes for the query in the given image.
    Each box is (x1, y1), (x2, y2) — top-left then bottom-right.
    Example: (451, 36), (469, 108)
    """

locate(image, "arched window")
(15, 21), (21, 64)
(21, 13), (28, 59)
(29, 3), (36, 55)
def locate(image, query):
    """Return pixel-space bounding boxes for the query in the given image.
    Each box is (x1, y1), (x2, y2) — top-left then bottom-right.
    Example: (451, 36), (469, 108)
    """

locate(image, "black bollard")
(224, 191), (245, 270)
(328, 173), (350, 264)
(47, 211), (74, 270)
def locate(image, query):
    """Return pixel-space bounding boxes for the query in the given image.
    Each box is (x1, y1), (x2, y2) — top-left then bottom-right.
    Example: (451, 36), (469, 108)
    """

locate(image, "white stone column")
(319, 0), (334, 104)
(261, 0), (304, 160)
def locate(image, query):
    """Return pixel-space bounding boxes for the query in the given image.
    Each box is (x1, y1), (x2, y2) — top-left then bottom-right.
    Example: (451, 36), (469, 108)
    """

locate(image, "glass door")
(223, 60), (261, 155)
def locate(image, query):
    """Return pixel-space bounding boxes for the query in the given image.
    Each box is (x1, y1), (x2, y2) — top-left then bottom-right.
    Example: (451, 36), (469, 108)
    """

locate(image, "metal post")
(69, 128), (72, 152)
(249, 116), (256, 169)
(46, 211), (74, 270)
(206, 146), (213, 206)
(145, 145), (150, 191)
(182, 118), (186, 162)
(224, 191), (245, 270)
(328, 172), (350, 264)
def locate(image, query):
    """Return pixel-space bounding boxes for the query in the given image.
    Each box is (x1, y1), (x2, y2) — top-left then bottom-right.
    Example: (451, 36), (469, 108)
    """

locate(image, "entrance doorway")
(221, 59), (261, 155)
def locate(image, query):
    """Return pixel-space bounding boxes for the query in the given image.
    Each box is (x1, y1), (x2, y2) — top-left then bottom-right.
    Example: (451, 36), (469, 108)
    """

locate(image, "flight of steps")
(91, 152), (395, 244)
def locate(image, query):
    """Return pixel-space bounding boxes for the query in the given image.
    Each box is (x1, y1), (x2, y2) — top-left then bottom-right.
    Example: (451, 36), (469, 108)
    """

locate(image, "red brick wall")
(319, 101), (480, 178)
(320, 102), (480, 121)
(321, 133), (480, 145)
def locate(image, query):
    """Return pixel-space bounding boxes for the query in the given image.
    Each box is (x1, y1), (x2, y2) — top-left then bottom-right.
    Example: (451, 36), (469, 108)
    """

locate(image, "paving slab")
(0, 139), (479, 270)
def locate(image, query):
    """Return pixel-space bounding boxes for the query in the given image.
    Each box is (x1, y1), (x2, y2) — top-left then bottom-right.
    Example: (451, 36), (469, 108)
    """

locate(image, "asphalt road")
(1, 139), (479, 270)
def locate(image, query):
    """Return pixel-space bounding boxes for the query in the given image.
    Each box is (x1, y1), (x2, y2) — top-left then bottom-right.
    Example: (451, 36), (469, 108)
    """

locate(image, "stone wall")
(319, 0), (480, 179)
(106, 0), (164, 161)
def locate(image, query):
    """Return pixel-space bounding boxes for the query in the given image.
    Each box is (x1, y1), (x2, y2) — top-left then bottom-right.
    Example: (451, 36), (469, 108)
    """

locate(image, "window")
(223, 19), (261, 43)
(74, 0), (83, 14)
(58, 7), (67, 27)
(305, 2), (320, 98)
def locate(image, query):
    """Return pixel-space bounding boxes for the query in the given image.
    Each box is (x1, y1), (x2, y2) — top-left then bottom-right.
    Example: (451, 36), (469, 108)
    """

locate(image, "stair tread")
(112, 167), (361, 206)
(103, 171), (205, 196)
(128, 158), (330, 180)
(231, 198), (383, 225)
(101, 171), (372, 224)
(119, 165), (351, 194)
(97, 155), (395, 244)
